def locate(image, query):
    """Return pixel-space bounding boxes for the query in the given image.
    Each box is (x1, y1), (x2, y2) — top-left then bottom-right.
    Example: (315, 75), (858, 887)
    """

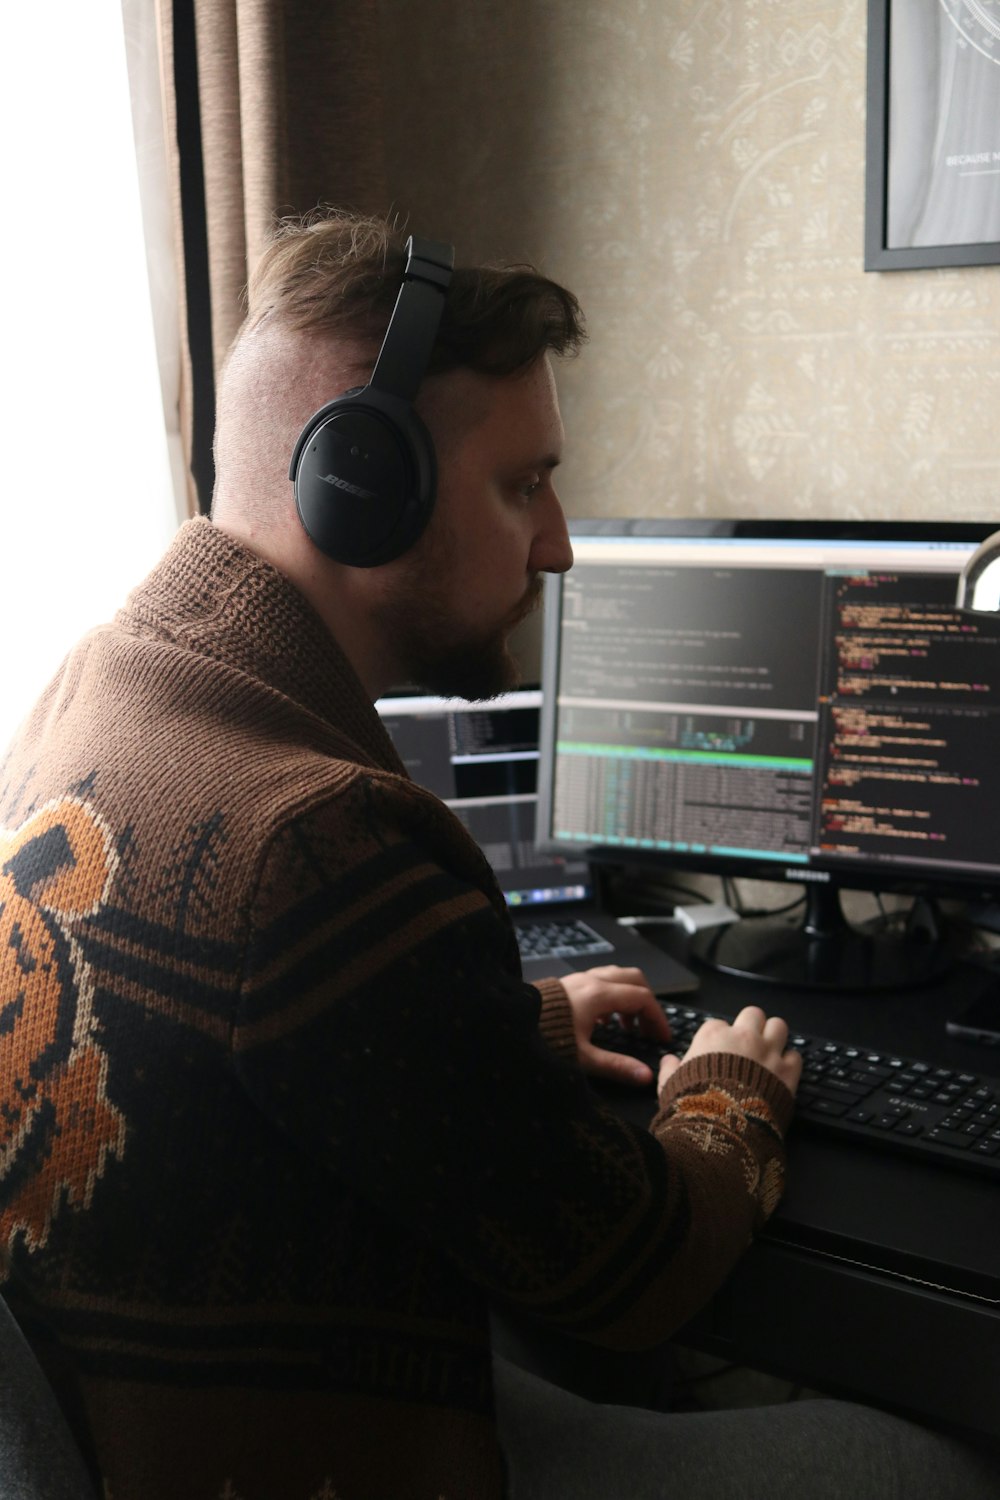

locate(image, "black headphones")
(288, 235), (455, 567)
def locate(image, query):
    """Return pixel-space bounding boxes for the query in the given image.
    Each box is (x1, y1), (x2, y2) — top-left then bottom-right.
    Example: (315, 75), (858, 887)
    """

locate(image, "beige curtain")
(156, 0), (388, 514)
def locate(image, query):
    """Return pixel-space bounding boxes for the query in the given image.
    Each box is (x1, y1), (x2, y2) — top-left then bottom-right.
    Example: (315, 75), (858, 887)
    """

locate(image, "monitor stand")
(690, 885), (955, 992)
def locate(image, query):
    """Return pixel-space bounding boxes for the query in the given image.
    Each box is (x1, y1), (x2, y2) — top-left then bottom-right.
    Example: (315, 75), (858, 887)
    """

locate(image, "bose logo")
(318, 474), (376, 500)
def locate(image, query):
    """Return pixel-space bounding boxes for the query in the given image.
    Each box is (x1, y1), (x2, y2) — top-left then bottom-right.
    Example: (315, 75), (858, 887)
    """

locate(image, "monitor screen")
(536, 519), (1000, 986)
(376, 689), (590, 907)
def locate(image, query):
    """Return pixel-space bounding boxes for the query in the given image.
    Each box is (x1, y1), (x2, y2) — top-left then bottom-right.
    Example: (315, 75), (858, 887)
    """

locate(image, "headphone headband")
(369, 237), (454, 401)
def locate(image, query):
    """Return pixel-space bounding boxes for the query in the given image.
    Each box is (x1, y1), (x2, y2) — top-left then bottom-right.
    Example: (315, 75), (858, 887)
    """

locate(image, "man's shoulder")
(249, 764), (507, 936)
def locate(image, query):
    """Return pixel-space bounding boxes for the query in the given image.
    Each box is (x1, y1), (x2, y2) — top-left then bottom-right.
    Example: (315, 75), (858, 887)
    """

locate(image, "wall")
(378, 0), (1000, 525)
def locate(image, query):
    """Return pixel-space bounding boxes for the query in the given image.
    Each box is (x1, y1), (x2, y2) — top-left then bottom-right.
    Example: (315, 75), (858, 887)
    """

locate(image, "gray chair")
(0, 1295), (96, 1499)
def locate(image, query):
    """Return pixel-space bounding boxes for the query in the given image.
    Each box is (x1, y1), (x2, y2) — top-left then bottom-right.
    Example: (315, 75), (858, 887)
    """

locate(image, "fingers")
(575, 965), (656, 993)
(658, 1052), (682, 1091)
(732, 1005), (767, 1033)
(580, 1040), (658, 1089)
(563, 970), (801, 1098)
(680, 1005), (801, 1096)
(610, 984), (672, 1041)
(562, 966), (672, 1041)
(763, 1014), (789, 1048)
(562, 965), (675, 1087)
(777, 1045), (803, 1094)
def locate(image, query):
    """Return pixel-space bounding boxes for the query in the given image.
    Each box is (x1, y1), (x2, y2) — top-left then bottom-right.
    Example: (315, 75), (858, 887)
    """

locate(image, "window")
(0, 1), (183, 750)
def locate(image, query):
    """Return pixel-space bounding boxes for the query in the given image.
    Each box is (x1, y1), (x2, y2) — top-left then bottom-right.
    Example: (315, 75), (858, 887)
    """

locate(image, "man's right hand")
(657, 1004), (802, 1096)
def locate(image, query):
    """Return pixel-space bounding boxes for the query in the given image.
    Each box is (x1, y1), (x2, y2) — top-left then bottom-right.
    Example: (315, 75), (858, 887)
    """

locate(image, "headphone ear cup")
(292, 395), (437, 567)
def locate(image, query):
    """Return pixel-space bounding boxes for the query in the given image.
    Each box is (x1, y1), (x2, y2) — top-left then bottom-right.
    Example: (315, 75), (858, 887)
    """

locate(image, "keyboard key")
(926, 1128), (974, 1150)
(806, 1078), (869, 1102)
(854, 1061), (893, 1081)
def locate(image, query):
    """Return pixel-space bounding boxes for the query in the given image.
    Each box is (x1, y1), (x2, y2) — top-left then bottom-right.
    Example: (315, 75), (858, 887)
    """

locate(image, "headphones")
(288, 235), (455, 567)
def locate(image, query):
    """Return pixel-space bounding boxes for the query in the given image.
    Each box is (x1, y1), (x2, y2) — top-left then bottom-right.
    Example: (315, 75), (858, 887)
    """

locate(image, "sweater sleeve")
(530, 977), (578, 1060)
(232, 781), (793, 1351)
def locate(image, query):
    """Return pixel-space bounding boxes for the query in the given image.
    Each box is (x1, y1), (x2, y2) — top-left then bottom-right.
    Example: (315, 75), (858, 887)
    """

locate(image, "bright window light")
(0, 3), (182, 750)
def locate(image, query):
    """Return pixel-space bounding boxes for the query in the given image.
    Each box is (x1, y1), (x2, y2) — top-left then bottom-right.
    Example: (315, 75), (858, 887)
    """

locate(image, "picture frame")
(864, 0), (1000, 271)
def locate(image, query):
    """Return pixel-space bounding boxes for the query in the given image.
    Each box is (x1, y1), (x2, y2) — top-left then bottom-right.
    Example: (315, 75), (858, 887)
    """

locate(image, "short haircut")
(245, 209), (586, 376)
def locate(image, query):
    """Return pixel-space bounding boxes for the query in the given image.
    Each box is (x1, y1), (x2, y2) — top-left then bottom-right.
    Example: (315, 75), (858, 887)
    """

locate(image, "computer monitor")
(536, 518), (1000, 990)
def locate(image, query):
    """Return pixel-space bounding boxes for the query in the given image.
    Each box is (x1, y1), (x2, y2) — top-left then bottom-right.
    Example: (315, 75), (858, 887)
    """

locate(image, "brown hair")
(245, 209), (586, 376)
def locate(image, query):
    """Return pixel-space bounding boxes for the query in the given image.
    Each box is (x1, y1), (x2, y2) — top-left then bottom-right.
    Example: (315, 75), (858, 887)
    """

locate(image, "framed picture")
(865, 0), (1000, 270)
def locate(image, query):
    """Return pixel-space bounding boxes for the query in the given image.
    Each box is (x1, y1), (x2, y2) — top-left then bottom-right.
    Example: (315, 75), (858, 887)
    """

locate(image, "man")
(0, 213), (994, 1500)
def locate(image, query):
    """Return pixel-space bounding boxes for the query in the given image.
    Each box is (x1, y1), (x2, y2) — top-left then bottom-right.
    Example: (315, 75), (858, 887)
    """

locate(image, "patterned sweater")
(0, 519), (793, 1500)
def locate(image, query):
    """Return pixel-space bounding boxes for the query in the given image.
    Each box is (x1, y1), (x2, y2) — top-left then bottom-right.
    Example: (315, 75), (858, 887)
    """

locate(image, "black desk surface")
(599, 937), (1000, 1444)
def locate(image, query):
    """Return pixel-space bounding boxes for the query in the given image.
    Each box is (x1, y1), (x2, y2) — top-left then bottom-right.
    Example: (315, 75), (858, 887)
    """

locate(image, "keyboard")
(592, 1002), (1000, 1179)
(515, 917), (614, 962)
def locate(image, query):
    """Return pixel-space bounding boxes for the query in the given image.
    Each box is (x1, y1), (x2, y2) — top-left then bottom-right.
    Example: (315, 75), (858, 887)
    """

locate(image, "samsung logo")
(786, 868), (830, 883)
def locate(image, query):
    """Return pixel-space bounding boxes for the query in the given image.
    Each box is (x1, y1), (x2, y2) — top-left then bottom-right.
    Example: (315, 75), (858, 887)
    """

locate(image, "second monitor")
(536, 518), (1000, 990)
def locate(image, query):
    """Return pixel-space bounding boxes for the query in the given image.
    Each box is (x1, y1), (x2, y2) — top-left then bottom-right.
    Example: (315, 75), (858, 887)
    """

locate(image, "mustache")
(510, 574), (544, 628)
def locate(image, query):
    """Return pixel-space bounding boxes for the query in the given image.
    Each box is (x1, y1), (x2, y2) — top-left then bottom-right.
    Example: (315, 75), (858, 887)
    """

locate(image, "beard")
(379, 568), (543, 702)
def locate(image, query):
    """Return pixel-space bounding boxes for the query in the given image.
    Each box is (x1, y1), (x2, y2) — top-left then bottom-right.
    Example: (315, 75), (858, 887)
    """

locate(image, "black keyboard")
(592, 1002), (1000, 1179)
(516, 917), (614, 962)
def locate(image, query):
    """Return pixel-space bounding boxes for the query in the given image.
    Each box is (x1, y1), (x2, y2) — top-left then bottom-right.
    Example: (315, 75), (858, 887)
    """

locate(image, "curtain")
(156, 0), (388, 515)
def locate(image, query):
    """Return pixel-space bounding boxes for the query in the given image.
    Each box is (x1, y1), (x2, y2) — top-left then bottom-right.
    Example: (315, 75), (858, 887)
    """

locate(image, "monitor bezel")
(537, 516), (1000, 906)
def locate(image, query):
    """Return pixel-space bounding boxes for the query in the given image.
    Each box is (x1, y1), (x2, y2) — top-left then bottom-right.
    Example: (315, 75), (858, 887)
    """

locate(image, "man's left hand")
(560, 966), (672, 1087)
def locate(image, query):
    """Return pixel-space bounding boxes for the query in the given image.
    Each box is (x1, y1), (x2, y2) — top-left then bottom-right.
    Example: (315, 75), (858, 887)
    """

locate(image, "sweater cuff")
(657, 1051), (796, 1136)
(532, 979), (578, 1062)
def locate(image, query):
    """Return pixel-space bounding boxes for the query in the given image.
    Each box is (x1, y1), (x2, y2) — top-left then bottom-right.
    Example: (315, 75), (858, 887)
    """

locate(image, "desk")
(613, 941), (1000, 1448)
(494, 944), (1000, 1448)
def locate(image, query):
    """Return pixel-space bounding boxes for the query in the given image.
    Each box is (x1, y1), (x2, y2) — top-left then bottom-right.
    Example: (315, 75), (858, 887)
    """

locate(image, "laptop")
(376, 689), (698, 994)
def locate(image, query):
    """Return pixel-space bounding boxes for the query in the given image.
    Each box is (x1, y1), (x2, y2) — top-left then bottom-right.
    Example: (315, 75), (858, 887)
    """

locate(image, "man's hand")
(560, 965), (672, 1087)
(657, 1005), (802, 1097)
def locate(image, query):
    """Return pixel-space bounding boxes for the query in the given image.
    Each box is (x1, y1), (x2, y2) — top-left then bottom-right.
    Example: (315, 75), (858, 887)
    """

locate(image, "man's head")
(211, 210), (586, 699)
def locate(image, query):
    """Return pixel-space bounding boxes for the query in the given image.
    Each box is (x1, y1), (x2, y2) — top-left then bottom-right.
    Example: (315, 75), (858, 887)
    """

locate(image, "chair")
(0, 1293), (96, 1499)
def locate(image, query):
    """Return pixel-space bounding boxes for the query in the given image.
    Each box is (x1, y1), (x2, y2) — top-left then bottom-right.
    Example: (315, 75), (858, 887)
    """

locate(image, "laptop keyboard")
(592, 1002), (1000, 1179)
(516, 917), (615, 962)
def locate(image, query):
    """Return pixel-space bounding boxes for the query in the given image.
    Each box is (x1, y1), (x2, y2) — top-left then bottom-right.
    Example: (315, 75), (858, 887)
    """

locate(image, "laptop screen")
(376, 689), (591, 907)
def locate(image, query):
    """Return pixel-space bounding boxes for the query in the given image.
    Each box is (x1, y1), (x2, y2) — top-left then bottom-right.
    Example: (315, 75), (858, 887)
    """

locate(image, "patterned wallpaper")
(378, 0), (1000, 526)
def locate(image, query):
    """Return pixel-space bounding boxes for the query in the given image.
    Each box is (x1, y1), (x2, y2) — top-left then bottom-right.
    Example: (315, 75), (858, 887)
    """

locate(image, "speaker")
(288, 235), (454, 567)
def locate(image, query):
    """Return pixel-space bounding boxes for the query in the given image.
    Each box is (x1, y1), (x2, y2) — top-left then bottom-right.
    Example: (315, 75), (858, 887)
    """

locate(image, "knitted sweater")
(0, 519), (793, 1500)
